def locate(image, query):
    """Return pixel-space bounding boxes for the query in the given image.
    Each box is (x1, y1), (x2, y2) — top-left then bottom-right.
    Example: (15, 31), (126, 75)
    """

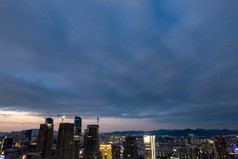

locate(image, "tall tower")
(83, 125), (102, 159)
(74, 116), (82, 135)
(123, 136), (138, 159)
(36, 117), (54, 159)
(56, 123), (74, 159)
(144, 135), (156, 159)
(213, 136), (229, 159)
(74, 116), (82, 159)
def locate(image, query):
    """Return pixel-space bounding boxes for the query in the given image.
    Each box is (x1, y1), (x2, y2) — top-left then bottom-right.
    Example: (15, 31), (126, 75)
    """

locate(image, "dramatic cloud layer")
(0, 0), (238, 130)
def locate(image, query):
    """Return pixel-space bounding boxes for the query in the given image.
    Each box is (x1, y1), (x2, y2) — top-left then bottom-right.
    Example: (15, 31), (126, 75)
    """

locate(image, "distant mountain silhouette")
(103, 129), (238, 137)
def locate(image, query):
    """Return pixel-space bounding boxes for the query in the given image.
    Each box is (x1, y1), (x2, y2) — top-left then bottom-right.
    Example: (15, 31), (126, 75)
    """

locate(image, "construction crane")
(57, 114), (81, 123)
(43, 112), (54, 121)
(43, 112), (60, 120)
(57, 115), (66, 123)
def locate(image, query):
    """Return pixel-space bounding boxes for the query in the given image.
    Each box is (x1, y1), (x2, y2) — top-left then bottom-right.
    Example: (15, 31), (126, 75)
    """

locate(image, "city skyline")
(1, 117), (237, 159)
(0, 0), (238, 131)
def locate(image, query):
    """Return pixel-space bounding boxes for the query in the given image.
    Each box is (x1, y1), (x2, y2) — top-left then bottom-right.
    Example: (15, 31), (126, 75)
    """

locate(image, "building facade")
(100, 144), (112, 159)
(74, 116), (82, 159)
(83, 125), (102, 159)
(123, 136), (138, 159)
(36, 117), (54, 159)
(56, 123), (75, 159)
(111, 144), (120, 159)
(144, 135), (156, 159)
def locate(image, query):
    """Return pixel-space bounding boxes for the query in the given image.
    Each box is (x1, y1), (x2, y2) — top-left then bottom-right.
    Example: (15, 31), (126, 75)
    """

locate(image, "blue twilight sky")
(0, 0), (238, 130)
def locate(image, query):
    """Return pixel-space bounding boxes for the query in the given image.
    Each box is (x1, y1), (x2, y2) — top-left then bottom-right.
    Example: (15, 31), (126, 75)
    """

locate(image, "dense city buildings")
(1, 117), (238, 159)
(56, 123), (75, 159)
(144, 135), (156, 159)
(84, 125), (102, 159)
(19, 130), (32, 149)
(213, 136), (229, 159)
(36, 117), (54, 159)
(123, 136), (138, 159)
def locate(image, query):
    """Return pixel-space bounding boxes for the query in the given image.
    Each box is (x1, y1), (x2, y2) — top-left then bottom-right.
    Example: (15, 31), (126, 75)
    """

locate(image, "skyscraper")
(56, 123), (74, 159)
(144, 135), (156, 159)
(74, 116), (82, 135)
(36, 117), (54, 159)
(83, 125), (102, 159)
(213, 136), (229, 159)
(123, 136), (138, 159)
(74, 116), (82, 159)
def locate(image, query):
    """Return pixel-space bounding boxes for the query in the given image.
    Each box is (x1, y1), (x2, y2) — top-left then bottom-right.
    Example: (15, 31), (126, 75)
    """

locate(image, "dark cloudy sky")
(0, 0), (238, 131)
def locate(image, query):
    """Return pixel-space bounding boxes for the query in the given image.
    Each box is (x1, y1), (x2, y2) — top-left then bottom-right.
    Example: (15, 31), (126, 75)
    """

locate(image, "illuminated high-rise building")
(213, 136), (229, 159)
(144, 135), (156, 159)
(36, 117), (54, 159)
(100, 144), (112, 159)
(74, 116), (82, 159)
(56, 123), (74, 159)
(83, 125), (102, 159)
(111, 144), (120, 159)
(123, 136), (138, 159)
(74, 116), (82, 135)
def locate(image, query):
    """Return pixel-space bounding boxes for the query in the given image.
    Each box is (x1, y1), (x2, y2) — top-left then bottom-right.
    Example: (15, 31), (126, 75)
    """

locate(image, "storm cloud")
(0, 0), (238, 129)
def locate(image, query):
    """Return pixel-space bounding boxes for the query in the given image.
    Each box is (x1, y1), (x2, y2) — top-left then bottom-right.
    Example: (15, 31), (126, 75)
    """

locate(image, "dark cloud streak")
(0, 0), (238, 128)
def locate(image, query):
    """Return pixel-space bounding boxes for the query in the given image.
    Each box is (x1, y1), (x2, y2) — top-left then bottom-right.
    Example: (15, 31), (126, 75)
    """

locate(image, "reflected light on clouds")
(0, 108), (42, 131)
